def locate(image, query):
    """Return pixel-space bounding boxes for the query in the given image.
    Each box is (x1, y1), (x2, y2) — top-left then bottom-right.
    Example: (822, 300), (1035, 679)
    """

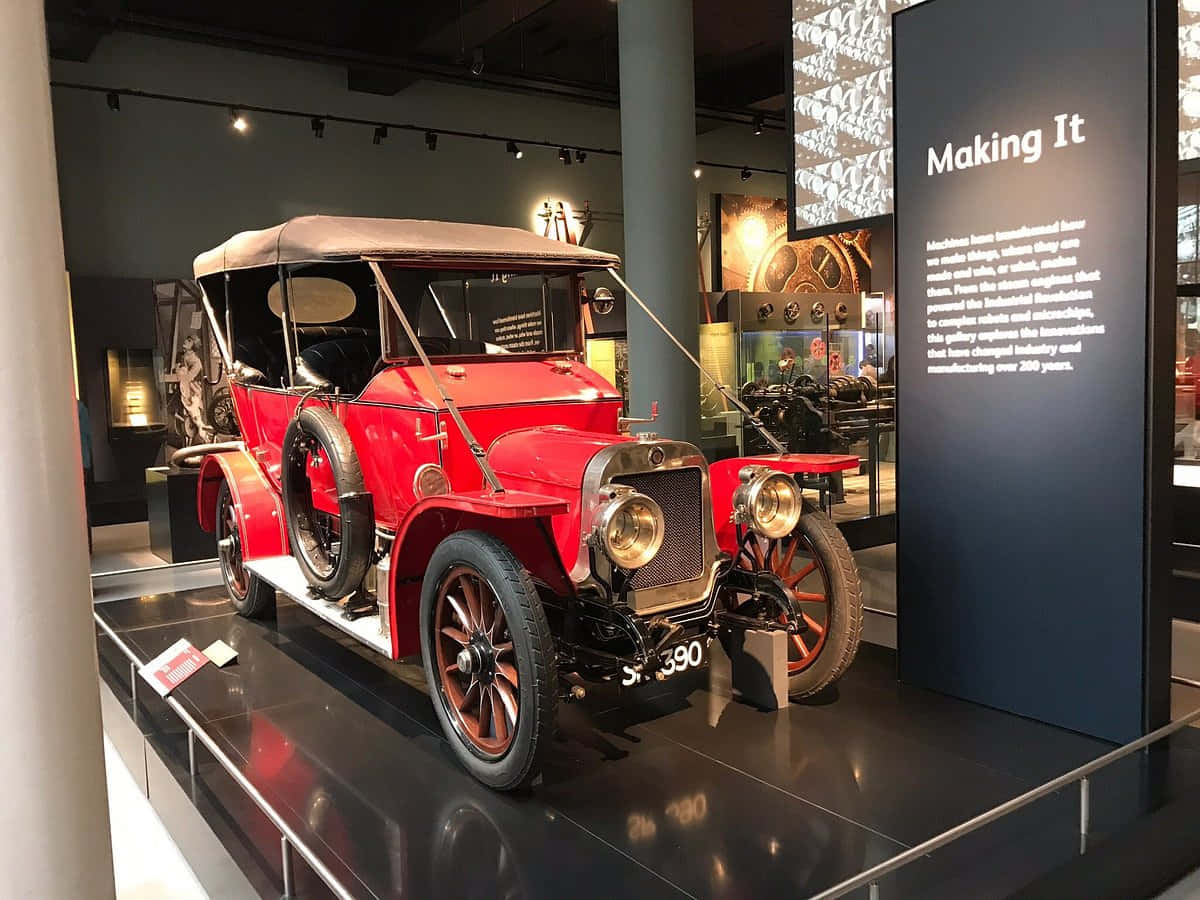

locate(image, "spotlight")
(753, 114), (764, 136)
(740, 167), (752, 181)
(471, 47), (485, 76)
(575, 150), (587, 164)
(106, 91), (120, 112)
(373, 125), (388, 145)
(506, 140), (523, 159)
(311, 117), (325, 139)
(693, 166), (702, 179)
(230, 108), (248, 133)
(425, 130), (438, 151)
(559, 147), (572, 166)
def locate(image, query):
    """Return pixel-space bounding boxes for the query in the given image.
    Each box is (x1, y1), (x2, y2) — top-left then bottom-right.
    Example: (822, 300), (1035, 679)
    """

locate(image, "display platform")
(95, 588), (1200, 899)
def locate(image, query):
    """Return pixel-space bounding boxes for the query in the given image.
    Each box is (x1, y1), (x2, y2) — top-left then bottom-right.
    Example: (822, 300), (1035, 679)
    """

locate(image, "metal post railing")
(810, 703), (1200, 899)
(95, 611), (358, 900)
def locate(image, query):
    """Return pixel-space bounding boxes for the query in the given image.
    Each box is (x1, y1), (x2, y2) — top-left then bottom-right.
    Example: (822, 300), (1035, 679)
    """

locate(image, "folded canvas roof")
(194, 215), (621, 278)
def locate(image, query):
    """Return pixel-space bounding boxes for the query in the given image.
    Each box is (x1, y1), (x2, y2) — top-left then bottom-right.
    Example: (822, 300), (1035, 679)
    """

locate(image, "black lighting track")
(53, 81), (786, 177)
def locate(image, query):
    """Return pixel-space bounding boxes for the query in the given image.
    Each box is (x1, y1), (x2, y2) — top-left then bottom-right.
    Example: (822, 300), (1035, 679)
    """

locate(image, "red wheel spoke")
(791, 633), (811, 658)
(491, 689), (509, 743)
(787, 561), (818, 586)
(459, 679), (480, 713)
(490, 601), (507, 642)
(802, 612), (825, 636)
(478, 685), (492, 736)
(446, 595), (473, 631)
(441, 626), (470, 646)
(460, 575), (482, 630)
(496, 661), (519, 688)
(752, 540), (765, 570)
(445, 662), (460, 674)
(793, 591), (826, 603)
(779, 537), (799, 575)
(494, 679), (519, 726)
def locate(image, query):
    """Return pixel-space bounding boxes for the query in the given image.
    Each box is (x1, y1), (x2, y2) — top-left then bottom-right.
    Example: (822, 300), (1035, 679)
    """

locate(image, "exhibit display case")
(104, 347), (165, 431)
(698, 291), (896, 524)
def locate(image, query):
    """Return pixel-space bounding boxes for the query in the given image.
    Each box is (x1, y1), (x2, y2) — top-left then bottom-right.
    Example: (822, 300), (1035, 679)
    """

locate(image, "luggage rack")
(93, 610), (357, 900)
(810, 703), (1200, 899)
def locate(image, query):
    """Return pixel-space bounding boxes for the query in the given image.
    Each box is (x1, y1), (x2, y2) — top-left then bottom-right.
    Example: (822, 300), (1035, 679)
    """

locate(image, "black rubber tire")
(216, 481), (275, 618)
(281, 405), (374, 599)
(787, 500), (863, 699)
(419, 531), (557, 791)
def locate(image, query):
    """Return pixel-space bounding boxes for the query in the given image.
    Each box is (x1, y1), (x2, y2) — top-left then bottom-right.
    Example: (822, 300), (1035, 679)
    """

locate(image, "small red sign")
(140, 638), (209, 697)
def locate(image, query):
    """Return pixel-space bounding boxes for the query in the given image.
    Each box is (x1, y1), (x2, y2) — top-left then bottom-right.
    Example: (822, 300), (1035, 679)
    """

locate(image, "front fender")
(197, 450), (288, 561)
(709, 453), (859, 553)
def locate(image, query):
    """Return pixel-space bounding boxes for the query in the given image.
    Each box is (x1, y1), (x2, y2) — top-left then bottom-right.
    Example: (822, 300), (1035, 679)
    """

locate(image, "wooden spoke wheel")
(434, 566), (520, 757)
(733, 532), (831, 675)
(419, 531), (557, 791)
(722, 501), (863, 698)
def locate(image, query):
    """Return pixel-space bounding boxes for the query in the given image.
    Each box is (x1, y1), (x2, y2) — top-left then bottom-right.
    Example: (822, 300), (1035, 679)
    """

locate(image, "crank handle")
(415, 422), (450, 445)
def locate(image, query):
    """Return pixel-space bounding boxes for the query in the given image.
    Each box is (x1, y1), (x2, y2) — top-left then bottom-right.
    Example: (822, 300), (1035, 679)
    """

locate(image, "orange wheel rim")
(433, 566), (518, 757)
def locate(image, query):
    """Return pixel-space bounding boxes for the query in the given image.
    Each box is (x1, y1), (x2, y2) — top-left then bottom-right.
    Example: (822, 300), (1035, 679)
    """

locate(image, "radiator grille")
(613, 467), (704, 590)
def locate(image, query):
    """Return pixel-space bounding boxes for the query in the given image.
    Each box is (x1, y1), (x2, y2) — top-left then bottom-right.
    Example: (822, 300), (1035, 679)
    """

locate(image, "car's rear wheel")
(216, 482), (275, 618)
(419, 531), (556, 791)
(726, 500), (862, 698)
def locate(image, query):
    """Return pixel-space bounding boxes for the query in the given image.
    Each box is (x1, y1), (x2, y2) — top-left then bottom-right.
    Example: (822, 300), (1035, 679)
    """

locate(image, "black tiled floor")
(95, 587), (1200, 899)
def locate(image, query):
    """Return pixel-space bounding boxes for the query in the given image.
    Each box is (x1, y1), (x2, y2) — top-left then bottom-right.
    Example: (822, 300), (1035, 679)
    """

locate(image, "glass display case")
(105, 348), (166, 431)
(700, 291), (895, 527)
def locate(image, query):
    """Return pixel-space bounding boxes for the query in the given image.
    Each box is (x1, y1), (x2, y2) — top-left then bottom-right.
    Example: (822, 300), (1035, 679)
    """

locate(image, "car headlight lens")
(595, 485), (664, 571)
(733, 466), (802, 539)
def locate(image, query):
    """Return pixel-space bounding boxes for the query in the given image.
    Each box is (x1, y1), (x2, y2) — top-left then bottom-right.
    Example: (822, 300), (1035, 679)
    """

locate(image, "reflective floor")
(95, 587), (1200, 899)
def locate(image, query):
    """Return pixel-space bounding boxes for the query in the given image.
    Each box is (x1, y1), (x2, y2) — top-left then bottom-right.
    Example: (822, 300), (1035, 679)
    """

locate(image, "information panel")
(894, 0), (1165, 741)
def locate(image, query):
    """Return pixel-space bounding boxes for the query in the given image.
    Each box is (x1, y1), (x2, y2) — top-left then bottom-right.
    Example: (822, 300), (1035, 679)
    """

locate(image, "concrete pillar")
(0, 2), (116, 897)
(618, 0), (701, 444)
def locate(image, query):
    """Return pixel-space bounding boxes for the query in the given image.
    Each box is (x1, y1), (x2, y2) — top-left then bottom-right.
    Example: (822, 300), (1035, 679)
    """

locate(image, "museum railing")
(810, 703), (1200, 899)
(94, 611), (356, 900)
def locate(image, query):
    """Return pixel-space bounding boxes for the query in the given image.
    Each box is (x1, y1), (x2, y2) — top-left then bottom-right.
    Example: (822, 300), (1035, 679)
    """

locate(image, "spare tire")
(281, 405), (374, 598)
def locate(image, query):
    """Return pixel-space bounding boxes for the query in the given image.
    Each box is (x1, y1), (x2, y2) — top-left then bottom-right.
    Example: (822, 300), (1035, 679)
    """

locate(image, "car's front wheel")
(419, 531), (557, 791)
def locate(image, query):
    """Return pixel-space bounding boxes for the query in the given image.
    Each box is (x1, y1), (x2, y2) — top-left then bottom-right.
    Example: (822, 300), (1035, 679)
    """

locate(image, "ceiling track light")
(373, 125), (388, 145)
(575, 150), (587, 164)
(471, 46), (485, 76)
(559, 147), (572, 166)
(106, 91), (120, 112)
(693, 166), (702, 179)
(740, 166), (752, 181)
(311, 116), (325, 138)
(425, 130), (438, 151)
(229, 107), (248, 133)
(506, 140), (523, 159)
(753, 114), (764, 136)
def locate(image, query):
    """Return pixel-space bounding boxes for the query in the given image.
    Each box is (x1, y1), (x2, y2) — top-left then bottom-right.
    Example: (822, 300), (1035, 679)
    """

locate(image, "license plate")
(621, 638), (707, 687)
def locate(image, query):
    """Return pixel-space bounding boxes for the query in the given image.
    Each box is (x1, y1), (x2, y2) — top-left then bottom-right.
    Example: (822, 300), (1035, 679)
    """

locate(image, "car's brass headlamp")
(594, 484), (664, 571)
(733, 466), (802, 539)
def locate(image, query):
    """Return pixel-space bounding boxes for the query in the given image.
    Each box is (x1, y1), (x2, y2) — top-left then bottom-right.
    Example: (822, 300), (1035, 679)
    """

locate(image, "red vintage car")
(191, 216), (863, 790)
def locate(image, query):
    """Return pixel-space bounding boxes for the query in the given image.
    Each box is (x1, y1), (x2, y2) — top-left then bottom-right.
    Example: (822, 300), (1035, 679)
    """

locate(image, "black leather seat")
(298, 335), (380, 396)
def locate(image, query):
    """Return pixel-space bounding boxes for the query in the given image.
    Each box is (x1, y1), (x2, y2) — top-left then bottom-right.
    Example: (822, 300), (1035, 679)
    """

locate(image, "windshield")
(381, 268), (582, 360)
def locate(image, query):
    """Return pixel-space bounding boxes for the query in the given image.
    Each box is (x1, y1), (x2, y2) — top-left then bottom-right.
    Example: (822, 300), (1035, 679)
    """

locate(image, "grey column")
(618, 0), (700, 444)
(0, 2), (116, 897)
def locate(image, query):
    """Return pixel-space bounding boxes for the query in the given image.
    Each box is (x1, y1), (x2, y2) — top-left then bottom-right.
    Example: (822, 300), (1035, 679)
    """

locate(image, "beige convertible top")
(193, 215), (621, 278)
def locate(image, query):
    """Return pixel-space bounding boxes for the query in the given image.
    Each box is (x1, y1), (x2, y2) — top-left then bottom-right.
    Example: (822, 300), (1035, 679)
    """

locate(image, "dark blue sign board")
(893, 0), (1174, 742)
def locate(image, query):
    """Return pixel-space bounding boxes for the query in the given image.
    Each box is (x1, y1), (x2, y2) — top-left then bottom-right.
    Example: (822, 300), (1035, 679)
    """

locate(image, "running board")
(245, 555), (391, 657)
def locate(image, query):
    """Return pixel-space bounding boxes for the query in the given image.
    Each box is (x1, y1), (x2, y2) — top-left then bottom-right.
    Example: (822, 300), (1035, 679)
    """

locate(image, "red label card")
(140, 638), (209, 697)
